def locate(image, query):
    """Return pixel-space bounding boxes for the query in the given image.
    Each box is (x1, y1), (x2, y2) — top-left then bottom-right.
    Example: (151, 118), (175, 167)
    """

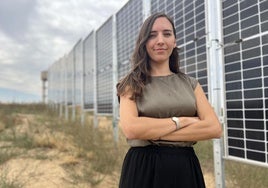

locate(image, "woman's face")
(146, 17), (176, 65)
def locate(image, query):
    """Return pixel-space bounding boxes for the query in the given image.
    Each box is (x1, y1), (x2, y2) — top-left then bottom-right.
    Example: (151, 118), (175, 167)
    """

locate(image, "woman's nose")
(156, 34), (164, 44)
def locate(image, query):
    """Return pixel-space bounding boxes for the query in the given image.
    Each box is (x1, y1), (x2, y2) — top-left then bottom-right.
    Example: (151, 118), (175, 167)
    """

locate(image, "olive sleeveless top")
(127, 73), (198, 147)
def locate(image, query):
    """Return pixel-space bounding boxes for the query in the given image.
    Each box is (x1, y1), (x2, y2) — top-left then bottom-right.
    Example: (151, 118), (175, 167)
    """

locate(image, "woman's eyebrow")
(150, 29), (173, 33)
(163, 29), (173, 32)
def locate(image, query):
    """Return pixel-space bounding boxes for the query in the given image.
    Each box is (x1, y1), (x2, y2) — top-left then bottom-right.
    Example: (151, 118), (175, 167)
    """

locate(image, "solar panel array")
(46, 0), (268, 167)
(223, 0), (268, 165)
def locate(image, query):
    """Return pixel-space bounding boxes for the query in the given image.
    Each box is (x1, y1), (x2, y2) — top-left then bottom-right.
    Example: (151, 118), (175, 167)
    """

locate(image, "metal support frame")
(81, 39), (86, 125)
(143, 0), (151, 20)
(206, 0), (226, 187)
(92, 31), (98, 128)
(44, 1), (268, 186)
(64, 55), (69, 120)
(72, 48), (76, 121)
(112, 14), (119, 143)
(59, 59), (63, 118)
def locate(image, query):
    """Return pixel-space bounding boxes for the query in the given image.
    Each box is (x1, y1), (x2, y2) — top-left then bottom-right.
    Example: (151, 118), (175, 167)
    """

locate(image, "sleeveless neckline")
(150, 73), (176, 78)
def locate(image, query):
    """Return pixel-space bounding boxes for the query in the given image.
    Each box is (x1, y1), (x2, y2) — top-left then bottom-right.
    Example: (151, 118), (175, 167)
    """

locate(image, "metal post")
(112, 14), (119, 143)
(93, 31), (98, 128)
(64, 55), (68, 120)
(42, 80), (46, 103)
(72, 49), (76, 121)
(206, 0), (226, 187)
(81, 41), (85, 125)
(59, 59), (63, 118)
(143, 0), (151, 21)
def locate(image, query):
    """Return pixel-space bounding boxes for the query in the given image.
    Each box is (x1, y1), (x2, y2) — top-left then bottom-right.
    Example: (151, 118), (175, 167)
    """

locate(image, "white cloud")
(0, 0), (128, 102)
(0, 32), (25, 64)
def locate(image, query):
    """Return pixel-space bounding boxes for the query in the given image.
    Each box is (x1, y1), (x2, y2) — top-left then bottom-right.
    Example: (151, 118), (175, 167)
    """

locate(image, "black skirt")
(119, 145), (206, 188)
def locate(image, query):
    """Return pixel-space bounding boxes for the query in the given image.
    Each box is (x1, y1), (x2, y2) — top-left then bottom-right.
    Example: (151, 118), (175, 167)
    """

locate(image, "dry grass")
(0, 103), (268, 187)
(0, 103), (126, 187)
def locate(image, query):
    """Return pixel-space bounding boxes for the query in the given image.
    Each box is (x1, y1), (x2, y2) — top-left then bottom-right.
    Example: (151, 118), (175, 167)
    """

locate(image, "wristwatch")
(171, 117), (180, 130)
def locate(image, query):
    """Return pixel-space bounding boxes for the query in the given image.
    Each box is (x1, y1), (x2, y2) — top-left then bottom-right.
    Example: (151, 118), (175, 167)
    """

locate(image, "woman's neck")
(150, 63), (172, 76)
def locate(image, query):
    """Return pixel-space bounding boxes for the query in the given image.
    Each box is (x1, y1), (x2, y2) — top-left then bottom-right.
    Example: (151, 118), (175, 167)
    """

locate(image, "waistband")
(129, 144), (195, 155)
(127, 139), (196, 147)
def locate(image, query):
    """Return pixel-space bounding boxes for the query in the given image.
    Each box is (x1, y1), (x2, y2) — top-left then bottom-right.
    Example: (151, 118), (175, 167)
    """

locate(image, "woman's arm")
(160, 83), (222, 141)
(119, 91), (194, 140)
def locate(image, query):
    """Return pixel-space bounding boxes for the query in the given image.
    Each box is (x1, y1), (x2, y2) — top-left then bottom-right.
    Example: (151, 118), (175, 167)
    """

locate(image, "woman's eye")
(164, 33), (172, 37)
(149, 34), (156, 39)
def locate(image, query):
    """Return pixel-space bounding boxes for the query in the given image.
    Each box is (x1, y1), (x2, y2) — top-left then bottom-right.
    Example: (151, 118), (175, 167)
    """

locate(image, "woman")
(117, 13), (222, 188)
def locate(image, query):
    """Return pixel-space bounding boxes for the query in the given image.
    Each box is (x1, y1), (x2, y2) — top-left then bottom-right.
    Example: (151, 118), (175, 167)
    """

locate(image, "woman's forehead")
(151, 17), (173, 31)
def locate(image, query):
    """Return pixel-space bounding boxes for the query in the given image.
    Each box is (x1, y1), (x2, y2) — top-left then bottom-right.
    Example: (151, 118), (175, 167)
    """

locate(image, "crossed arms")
(119, 83), (222, 141)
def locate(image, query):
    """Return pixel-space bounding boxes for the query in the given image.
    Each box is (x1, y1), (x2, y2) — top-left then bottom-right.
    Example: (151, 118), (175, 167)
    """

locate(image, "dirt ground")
(0, 114), (215, 188)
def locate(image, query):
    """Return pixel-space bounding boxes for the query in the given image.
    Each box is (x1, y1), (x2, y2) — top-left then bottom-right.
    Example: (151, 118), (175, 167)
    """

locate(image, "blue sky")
(0, 0), (128, 103)
(0, 88), (40, 103)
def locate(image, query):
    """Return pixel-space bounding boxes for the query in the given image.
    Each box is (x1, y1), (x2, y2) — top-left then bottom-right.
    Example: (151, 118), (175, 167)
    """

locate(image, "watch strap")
(171, 117), (180, 130)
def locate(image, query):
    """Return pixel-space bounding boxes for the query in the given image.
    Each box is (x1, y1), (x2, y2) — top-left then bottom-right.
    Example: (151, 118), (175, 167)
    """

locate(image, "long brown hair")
(117, 13), (181, 100)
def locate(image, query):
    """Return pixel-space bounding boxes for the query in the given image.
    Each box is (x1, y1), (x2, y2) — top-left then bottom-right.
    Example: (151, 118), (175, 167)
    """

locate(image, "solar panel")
(96, 17), (113, 114)
(48, 60), (60, 104)
(116, 0), (144, 80)
(73, 39), (83, 106)
(84, 31), (95, 110)
(223, 0), (268, 165)
(66, 50), (73, 106)
(58, 57), (65, 104)
(47, 63), (55, 104)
